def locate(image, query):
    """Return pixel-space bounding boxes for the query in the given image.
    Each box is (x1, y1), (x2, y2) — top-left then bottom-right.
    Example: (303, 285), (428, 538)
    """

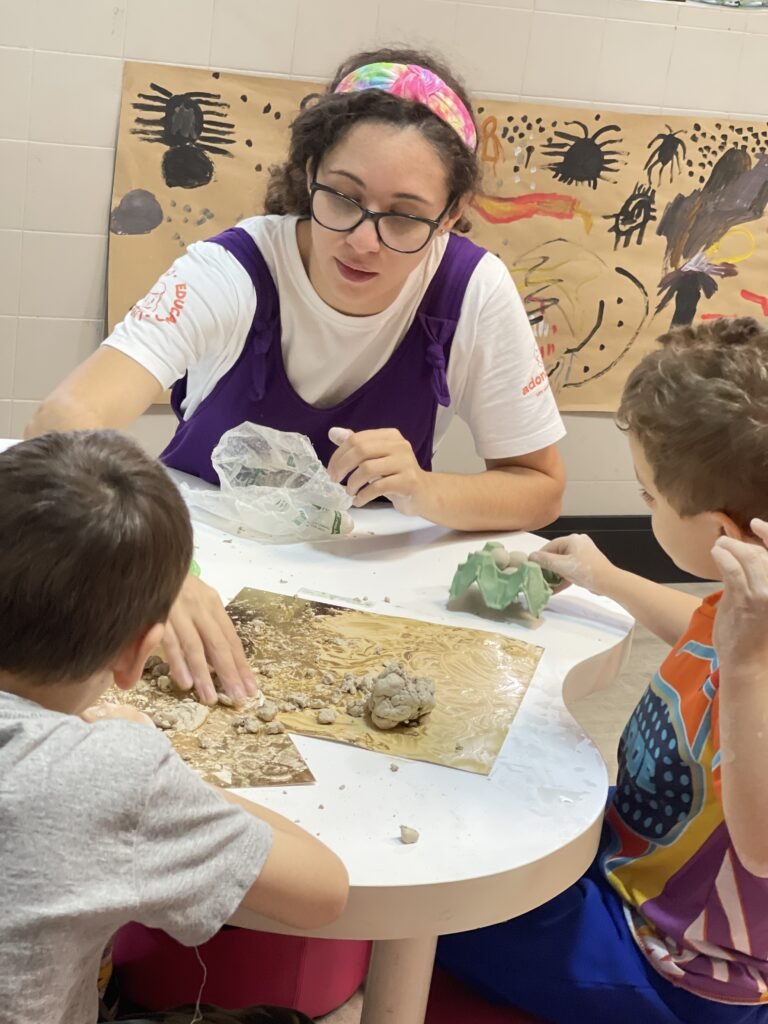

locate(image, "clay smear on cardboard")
(100, 668), (314, 789)
(228, 588), (543, 775)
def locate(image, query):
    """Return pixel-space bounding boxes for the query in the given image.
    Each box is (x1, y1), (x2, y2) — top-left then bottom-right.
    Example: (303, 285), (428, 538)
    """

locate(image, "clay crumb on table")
(399, 825), (420, 845)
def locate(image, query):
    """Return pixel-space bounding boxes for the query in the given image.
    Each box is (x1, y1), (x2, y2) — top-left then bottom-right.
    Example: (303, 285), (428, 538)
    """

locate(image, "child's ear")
(111, 623), (166, 692)
(712, 510), (751, 543)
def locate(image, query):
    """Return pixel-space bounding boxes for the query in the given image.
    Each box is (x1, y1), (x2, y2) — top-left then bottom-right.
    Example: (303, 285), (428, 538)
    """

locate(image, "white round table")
(178, 472), (633, 1024)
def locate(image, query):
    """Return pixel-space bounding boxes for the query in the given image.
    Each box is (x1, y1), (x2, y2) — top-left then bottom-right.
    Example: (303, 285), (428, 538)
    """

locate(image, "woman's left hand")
(711, 518), (768, 672)
(327, 427), (429, 515)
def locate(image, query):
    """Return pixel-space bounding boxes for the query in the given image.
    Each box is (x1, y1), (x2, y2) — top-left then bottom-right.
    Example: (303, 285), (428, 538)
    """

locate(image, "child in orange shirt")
(438, 318), (768, 1024)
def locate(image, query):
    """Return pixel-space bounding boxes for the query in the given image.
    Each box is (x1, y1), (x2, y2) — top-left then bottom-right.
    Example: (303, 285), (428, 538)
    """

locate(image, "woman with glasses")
(27, 47), (566, 704)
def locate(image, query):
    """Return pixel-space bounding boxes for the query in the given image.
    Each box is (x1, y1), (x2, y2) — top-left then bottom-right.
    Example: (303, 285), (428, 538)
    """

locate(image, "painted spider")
(645, 125), (687, 185)
(132, 83), (236, 189)
(605, 183), (656, 250)
(541, 120), (624, 190)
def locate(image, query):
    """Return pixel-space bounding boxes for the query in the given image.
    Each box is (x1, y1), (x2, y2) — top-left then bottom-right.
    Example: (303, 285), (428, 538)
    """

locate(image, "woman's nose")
(346, 215), (380, 253)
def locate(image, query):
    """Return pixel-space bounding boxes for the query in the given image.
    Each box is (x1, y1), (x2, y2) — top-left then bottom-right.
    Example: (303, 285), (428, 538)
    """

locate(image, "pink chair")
(112, 924), (371, 1019)
(426, 967), (545, 1024)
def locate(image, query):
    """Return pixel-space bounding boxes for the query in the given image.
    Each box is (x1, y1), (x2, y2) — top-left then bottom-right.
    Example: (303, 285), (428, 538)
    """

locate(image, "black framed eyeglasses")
(309, 178), (453, 254)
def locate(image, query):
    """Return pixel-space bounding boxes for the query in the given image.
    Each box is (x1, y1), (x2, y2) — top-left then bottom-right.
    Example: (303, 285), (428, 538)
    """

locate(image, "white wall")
(2, 0), (766, 514)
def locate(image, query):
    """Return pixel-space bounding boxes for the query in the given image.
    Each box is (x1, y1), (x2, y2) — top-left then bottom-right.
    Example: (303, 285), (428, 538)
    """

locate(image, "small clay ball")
(399, 825), (420, 845)
(490, 546), (511, 570)
(256, 701), (278, 723)
(316, 708), (336, 725)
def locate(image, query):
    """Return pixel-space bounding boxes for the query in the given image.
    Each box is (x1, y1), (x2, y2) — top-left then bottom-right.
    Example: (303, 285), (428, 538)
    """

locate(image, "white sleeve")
(103, 240), (257, 391)
(455, 258), (565, 460)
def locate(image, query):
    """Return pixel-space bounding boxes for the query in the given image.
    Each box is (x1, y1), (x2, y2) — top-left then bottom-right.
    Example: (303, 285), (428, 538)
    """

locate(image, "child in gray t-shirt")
(0, 431), (348, 1024)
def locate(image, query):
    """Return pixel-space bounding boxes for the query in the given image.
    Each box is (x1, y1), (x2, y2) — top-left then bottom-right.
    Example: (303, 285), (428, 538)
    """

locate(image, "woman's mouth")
(335, 258), (378, 283)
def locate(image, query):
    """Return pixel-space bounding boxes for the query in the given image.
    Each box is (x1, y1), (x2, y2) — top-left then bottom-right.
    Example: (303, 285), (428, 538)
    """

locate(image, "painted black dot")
(182, 217), (188, 223)
(599, 343), (605, 351)
(715, 122), (722, 130)
(501, 126), (509, 139)
(513, 165), (520, 173)
(263, 102), (271, 114)
(686, 159), (694, 166)
(617, 297), (623, 305)
(183, 205), (191, 212)
(538, 126), (546, 133)
(617, 320), (624, 328)
(170, 200), (176, 207)
(240, 94), (247, 102)
(688, 171), (694, 177)
(255, 164), (262, 172)
(245, 139), (253, 148)
(595, 113), (601, 121)
(583, 365), (590, 373)
(478, 106), (485, 114)
(691, 134), (699, 143)
(507, 115), (513, 122)
(274, 111), (281, 120)
(517, 131), (526, 139)
(693, 122), (701, 131)
(212, 71), (220, 79)
(536, 117), (543, 124)
(552, 120), (558, 127)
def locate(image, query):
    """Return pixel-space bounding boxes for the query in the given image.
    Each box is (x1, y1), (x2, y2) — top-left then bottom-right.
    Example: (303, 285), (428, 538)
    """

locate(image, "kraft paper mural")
(109, 61), (768, 411)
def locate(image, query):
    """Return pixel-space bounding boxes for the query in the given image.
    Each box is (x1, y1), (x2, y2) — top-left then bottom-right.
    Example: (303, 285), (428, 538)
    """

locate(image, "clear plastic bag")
(180, 423), (354, 542)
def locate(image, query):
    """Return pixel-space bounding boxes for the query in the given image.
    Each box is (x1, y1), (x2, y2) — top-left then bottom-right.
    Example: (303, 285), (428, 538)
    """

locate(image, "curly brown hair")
(264, 47), (481, 233)
(617, 317), (768, 531)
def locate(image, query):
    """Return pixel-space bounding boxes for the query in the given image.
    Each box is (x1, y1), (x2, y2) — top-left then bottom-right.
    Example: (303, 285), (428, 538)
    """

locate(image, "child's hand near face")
(711, 518), (768, 672)
(81, 704), (155, 728)
(529, 534), (617, 596)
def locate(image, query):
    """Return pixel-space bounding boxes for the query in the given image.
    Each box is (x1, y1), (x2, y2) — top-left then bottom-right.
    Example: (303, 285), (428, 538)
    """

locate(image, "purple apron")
(161, 225), (486, 484)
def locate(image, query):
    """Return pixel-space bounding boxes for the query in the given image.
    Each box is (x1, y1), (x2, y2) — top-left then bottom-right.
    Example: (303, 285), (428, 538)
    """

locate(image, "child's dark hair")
(265, 47), (480, 233)
(617, 317), (768, 531)
(0, 431), (193, 684)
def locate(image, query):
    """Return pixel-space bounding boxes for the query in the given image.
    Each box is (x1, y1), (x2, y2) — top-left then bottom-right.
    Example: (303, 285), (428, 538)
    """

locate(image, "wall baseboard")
(535, 515), (702, 584)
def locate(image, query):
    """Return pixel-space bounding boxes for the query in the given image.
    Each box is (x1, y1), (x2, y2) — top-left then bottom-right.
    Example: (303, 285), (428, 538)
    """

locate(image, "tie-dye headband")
(334, 62), (477, 152)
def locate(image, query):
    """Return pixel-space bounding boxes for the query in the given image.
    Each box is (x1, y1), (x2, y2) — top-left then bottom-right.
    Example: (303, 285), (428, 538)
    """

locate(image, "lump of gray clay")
(316, 708), (337, 725)
(256, 700), (278, 723)
(367, 663), (435, 730)
(400, 825), (419, 845)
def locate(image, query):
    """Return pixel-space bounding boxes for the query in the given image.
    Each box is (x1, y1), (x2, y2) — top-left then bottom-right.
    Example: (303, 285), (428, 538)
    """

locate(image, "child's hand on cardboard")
(711, 518), (768, 672)
(529, 534), (616, 596)
(81, 704), (154, 728)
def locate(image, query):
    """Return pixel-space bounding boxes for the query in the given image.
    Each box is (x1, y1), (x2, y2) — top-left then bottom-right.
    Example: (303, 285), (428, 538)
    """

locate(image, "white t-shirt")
(105, 215), (564, 460)
(0, 691), (272, 1024)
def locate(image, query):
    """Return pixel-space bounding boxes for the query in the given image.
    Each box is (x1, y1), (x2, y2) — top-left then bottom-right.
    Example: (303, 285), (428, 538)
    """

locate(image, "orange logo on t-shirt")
(130, 271), (188, 324)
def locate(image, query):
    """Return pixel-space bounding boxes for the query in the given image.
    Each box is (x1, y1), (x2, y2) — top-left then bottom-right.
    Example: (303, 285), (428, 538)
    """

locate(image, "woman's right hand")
(162, 574), (258, 706)
(529, 534), (617, 596)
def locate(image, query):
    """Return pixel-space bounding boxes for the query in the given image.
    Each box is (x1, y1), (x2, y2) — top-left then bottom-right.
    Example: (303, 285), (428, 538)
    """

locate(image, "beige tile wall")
(1, 0), (766, 514)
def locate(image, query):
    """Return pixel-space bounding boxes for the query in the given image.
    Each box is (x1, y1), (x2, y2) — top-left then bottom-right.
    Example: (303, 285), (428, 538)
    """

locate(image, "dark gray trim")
(534, 515), (705, 584)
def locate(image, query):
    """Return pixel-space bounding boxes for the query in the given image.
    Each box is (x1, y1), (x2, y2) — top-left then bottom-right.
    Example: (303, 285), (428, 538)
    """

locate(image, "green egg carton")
(449, 541), (561, 618)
